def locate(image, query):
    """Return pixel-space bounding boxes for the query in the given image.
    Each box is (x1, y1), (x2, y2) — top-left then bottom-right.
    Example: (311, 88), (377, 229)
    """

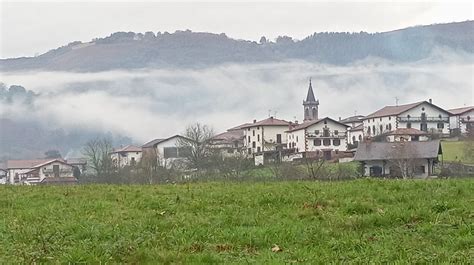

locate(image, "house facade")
(5, 159), (77, 185)
(354, 140), (442, 178)
(242, 117), (290, 155)
(347, 124), (364, 147)
(363, 100), (450, 137)
(142, 135), (192, 168)
(110, 145), (142, 167)
(287, 117), (349, 160)
(448, 106), (474, 135)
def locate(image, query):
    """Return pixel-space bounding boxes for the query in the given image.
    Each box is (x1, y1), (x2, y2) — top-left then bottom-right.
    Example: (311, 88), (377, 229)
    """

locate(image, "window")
(248, 148), (251, 154)
(407, 122), (412, 129)
(248, 128), (250, 131)
(305, 108), (309, 118)
(421, 107), (425, 111)
(388, 123), (392, 130)
(314, 139), (321, 146)
(312, 108), (317, 118)
(372, 118), (375, 122)
(334, 130), (339, 135)
(380, 125), (383, 133)
(257, 147), (261, 153)
(323, 139), (331, 146)
(253, 130), (255, 136)
(367, 127), (371, 135)
(276, 134), (282, 144)
(372, 125), (376, 134)
(163, 147), (178, 158)
(437, 123), (444, 129)
(407, 115), (411, 119)
(380, 117), (382, 121)
(324, 120), (327, 125)
(420, 123), (428, 131)
(248, 136), (250, 143)
(358, 135), (362, 141)
(389, 116), (391, 120)
(296, 136), (298, 142)
(438, 114), (442, 119)
(257, 135), (260, 141)
(252, 141), (256, 148)
(352, 136), (356, 142)
(323, 129), (330, 137)
(314, 130), (319, 135)
(333, 139), (340, 146)
(257, 126), (260, 130)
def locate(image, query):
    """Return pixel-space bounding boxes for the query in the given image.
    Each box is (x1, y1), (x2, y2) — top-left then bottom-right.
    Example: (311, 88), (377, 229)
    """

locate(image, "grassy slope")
(0, 179), (473, 263)
(442, 141), (474, 164)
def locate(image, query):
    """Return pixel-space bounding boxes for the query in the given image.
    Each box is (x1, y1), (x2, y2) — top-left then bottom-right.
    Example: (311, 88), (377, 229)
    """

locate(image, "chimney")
(253, 119), (256, 123)
(429, 98), (432, 104)
(339, 117), (341, 121)
(270, 116), (274, 119)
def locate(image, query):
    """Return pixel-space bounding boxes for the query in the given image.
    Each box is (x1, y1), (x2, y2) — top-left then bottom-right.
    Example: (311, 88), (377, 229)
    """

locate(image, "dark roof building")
(354, 140), (442, 161)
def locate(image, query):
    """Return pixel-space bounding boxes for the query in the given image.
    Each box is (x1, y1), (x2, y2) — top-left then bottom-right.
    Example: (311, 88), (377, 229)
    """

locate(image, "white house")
(363, 100), (451, 137)
(5, 159), (77, 185)
(347, 124), (364, 147)
(110, 145), (142, 168)
(142, 135), (192, 168)
(286, 117), (350, 160)
(241, 117), (290, 155)
(448, 106), (474, 135)
(354, 140), (442, 178)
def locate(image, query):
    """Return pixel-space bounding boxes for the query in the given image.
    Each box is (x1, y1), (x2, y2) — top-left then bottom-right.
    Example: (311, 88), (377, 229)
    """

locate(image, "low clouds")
(1, 52), (473, 143)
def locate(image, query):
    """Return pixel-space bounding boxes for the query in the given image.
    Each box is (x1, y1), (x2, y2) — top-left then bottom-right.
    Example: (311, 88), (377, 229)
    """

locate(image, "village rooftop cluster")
(1, 80), (473, 184)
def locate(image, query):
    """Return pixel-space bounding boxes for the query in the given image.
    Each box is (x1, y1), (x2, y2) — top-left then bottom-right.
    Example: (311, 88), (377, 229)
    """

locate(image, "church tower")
(303, 78), (319, 121)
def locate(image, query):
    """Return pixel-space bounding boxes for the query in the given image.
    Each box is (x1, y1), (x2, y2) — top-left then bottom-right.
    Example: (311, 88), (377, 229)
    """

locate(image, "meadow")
(442, 140), (474, 164)
(0, 179), (472, 263)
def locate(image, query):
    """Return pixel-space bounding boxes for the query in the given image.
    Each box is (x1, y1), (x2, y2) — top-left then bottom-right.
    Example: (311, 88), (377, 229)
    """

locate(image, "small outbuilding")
(354, 140), (442, 178)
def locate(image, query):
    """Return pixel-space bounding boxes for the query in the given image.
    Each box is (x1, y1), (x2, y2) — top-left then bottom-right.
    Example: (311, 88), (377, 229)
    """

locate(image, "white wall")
(111, 151), (142, 167)
(347, 129), (364, 145)
(306, 121), (348, 152)
(363, 115), (397, 137)
(399, 102), (450, 134)
(38, 162), (74, 180)
(244, 125), (288, 154)
(287, 128), (306, 152)
(450, 109), (474, 134)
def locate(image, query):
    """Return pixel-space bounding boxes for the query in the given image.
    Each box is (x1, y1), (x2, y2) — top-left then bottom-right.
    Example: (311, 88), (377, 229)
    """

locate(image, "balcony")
(397, 116), (449, 122)
(306, 133), (347, 139)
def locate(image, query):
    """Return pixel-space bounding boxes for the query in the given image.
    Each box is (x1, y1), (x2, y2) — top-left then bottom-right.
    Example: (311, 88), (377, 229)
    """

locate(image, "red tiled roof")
(387, 128), (427, 135)
(364, 101), (424, 119)
(227, 123), (252, 131)
(448, 106), (474, 115)
(112, 145), (142, 153)
(287, 117), (350, 132)
(241, 117), (290, 128)
(6, 159), (64, 169)
(211, 130), (244, 142)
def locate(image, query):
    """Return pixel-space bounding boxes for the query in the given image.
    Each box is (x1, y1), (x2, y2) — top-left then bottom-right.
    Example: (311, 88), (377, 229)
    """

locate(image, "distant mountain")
(1, 21), (473, 72)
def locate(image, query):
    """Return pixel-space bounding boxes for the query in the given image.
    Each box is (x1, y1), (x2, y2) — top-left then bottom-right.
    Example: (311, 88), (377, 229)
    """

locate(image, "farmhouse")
(241, 117), (290, 155)
(110, 145), (142, 167)
(363, 100), (451, 137)
(287, 117), (349, 160)
(448, 106), (474, 135)
(354, 140), (442, 178)
(5, 159), (77, 185)
(142, 135), (192, 168)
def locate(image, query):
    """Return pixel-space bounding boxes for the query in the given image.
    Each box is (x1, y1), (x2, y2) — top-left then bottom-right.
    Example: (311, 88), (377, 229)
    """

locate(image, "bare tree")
(303, 156), (326, 179)
(178, 123), (215, 169)
(82, 137), (114, 178)
(388, 142), (419, 179)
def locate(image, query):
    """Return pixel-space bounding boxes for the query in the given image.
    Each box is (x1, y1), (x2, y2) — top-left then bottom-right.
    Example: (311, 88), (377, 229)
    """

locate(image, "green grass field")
(1, 179), (473, 263)
(442, 141), (474, 164)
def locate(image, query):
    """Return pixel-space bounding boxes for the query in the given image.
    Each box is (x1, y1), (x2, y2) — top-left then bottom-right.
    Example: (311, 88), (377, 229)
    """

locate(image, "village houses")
(4, 159), (77, 185)
(363, 100), (451, 137)
(448, 106), (474, 135)
(110, 145), (142, 167)
(141, 135), (192, 168)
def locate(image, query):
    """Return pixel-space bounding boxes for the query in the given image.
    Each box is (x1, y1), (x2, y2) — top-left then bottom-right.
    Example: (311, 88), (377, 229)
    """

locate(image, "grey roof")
(305, 79), (316, 102)
(142, 138), (165, 148)
(340, 115), (364, 124)
(354, 140), (441, 161)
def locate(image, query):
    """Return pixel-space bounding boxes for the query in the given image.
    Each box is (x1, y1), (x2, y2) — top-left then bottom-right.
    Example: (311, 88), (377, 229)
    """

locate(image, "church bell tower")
(303, 78), (319, 121)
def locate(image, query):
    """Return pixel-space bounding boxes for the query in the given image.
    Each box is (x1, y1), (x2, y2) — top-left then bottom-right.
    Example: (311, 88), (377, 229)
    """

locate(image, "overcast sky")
(1, 1), (473, 59)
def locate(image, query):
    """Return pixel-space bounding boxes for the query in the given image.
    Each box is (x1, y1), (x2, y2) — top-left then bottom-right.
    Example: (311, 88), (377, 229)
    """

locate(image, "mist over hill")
(0, 21), (473, 160)
(1, 21), (473, 72)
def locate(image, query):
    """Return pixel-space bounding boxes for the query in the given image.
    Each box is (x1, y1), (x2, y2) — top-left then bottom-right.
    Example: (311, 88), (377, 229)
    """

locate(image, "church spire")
(303, 78), (319, 121)
(306, 78), (316, 102)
